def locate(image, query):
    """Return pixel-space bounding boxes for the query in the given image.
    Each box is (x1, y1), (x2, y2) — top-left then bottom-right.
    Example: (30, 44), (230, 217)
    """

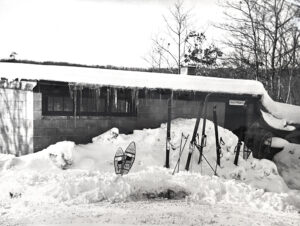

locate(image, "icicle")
(74, 87), (77, 128)
(107, 88), (110, 112)
(114, 88), (118, 109)
(135, 89), (139, 107)
(131, 89), (135, 112)
(68, 83), (77, 127)
(90, 88), (94, 111)
(95, 87), (100, 112)
(96, 87), (101, 97)
(145, 89), (148, 105)
(95, 89), (98, 112)
(79, 86), (83, 106)
(68, 83), (75, 99)
(131, 89), (139, 113)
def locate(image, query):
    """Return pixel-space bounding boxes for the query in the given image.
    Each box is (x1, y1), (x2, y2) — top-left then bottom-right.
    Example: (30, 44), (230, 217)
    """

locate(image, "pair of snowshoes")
(114, 141), (136, 175)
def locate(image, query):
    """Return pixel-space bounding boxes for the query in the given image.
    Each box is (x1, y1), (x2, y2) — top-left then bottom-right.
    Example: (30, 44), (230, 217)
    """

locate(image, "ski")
(197, 93), (212, 164)
(185, 102), (202, 171)
(213, 106), (221, 166)
(165, 98), (172, 168)
(185, 93), (211, 171)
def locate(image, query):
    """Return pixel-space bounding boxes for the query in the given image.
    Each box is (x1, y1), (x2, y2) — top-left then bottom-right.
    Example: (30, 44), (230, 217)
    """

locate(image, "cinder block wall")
(33, 94), (225, 152)
(0, 88), (34, 155)
(172, 100), (225, 126)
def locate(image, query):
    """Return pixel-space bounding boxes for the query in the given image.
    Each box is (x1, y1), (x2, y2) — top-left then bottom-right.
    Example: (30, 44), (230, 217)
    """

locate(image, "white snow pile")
(0, 118), (299, 212)
(273, 137), (300, 190)
(260, 110), (296, 131)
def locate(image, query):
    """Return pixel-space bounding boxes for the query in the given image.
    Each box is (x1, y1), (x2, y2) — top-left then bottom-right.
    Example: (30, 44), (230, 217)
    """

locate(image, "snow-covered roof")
(0, 62), (299, 126)
(0, 62), (265, 94)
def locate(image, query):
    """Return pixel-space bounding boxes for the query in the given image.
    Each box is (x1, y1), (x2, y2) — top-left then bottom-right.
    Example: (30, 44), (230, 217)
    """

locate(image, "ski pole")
(177, 133), (183, 172)
(198, 147), (218, 176)
(234, 128), (243, 165)
(213, 106), (221, 166)
(173, 134), (189, 175)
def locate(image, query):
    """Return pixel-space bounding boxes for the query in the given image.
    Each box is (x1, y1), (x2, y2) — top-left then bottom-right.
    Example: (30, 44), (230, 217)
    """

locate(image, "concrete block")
(33, 100), (42, 111)
(34, 110), (42, 120)
(56, 127), (76, 136)
(96, 119), (111, 128)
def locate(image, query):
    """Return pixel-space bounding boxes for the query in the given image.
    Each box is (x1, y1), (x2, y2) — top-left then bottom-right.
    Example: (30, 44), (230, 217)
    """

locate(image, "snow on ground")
(2, 200), (300, 226)
(0, 118), (300, 225)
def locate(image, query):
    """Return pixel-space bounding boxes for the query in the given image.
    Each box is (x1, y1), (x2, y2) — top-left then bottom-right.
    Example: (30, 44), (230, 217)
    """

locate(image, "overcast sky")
(0, 0), (223, 68)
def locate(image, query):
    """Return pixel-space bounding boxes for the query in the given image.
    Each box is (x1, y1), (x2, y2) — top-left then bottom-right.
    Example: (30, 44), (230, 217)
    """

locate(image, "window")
(78, 88), (136, 116)
(41, 83), (137, 116)
(47, 96), (73, 113)
(79, 88), (107, 115)
(110, 89), (135, 114)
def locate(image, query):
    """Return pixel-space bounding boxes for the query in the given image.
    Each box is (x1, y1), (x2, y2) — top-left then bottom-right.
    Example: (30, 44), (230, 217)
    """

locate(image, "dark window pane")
(53, 97), (63, 111)
(88, 98), (96, 112)
(111, 99), (118, 112)
(64, 97), (73, 112)
(96, 98), (105, 112)
(47, 97), (53, 111)
(80, 97), (89, 112)
(118, 100), (127, 112)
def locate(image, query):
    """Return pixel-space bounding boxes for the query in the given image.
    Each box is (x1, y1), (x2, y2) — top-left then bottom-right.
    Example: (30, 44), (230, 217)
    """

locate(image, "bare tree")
(144, 0), (191, 74)
(220, 0), (300, 101)
(143, 37), (173, 71)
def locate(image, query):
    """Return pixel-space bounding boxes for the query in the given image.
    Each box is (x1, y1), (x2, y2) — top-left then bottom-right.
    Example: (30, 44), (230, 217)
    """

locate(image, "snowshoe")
(122, 141), (136, 175)
(114, 147), (124, 175)
(114, 142), (136, 175)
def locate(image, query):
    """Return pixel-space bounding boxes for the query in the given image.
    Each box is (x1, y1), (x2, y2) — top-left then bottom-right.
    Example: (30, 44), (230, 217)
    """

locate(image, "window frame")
(39, 83), (137, 117)
(42, 93), (74, 116)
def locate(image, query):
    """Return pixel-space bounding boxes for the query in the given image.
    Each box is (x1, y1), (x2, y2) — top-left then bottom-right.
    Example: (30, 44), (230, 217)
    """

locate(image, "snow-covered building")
(0, 62), (299, 157)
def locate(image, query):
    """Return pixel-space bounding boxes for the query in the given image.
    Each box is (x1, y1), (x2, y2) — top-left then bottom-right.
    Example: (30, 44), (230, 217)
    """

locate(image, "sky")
(0, 0), (223, 68)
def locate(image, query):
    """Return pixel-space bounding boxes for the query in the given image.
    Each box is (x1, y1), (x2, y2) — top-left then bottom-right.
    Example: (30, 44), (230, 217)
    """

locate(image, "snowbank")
(260, 110), (296, 131)
(271, 137), (290, 148)
(0, 167), (297, 212)
(273, 140), (300, 190)
(0, 141), (75, 172)
(261, 94), (300, 125)
(0, 118), (299, 212)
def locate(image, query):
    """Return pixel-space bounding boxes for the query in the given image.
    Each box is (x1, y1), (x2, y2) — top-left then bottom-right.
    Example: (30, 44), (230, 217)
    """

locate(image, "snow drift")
(273, 139), (300, 190)
(0, 118), (299, 212)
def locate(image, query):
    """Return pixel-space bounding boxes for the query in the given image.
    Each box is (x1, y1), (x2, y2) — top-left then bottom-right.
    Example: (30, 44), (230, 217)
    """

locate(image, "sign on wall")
(229, 100), (245, 106)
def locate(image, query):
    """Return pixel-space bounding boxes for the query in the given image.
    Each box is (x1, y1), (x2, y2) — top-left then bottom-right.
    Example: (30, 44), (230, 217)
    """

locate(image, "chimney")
(180, 65), (196, 75)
